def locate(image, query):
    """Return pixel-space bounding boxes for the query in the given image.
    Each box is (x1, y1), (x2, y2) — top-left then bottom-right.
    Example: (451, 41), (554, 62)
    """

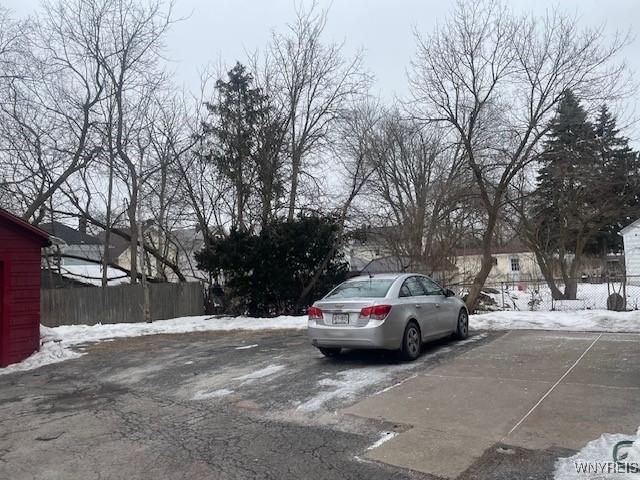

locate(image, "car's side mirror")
(444, 288), (455, 297)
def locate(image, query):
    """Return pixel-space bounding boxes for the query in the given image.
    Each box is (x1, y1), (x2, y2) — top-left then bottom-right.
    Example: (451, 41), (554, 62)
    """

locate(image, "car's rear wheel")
(455, 309), (469, 340)
(401, 321), (421, 361)
(318, 347), (341, 357)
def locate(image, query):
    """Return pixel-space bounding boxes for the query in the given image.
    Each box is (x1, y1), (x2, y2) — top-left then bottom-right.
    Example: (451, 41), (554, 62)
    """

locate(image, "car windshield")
(324, 279), (394, 299)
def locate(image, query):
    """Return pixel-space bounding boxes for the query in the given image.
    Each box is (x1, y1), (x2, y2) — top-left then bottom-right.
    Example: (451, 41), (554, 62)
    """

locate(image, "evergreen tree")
(202, 62), (268, 231)
(530, 91), (640, 298)
(533, 90), (598, 242)
(589, 105), (639, 253)
(195, 215), (349, 316)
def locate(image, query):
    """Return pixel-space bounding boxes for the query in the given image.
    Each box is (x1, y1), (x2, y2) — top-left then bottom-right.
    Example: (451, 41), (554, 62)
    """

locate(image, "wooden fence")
(41, 282), (204, 327)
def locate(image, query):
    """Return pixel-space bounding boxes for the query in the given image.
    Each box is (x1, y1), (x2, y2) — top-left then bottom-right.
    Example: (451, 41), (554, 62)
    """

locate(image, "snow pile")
(52, 315), (306, 346)
(0, 326), (83, 376)
(554, 428), (640, 479)
(471, 310), (640, 333)
(0, 315), (306, 375)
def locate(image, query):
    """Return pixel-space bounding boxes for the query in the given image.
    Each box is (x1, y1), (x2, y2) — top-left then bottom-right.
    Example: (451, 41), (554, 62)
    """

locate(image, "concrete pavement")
(345, 330), (640, 478)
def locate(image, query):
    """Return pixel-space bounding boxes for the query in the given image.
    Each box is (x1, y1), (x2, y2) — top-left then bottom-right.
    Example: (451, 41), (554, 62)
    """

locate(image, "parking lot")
(1, 328), (639, 479)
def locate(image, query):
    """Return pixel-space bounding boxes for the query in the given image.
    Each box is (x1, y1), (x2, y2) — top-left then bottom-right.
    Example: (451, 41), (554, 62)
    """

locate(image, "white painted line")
(504, 333), (603, 438)
(374, 373), (419, 395)
(367, 431), (398, 451)
(235, 344), (258, 350)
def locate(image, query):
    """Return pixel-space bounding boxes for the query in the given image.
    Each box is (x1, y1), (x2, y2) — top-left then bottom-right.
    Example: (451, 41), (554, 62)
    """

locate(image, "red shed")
(0, 209), (51, 367)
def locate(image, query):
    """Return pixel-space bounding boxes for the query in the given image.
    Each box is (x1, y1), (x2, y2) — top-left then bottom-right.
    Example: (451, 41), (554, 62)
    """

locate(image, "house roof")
(40, 221), (102, 246)
(620, 218), (640, 236)
(361, 255), (455, 274)
(350, 225), (399, 246)
(0, 208), (51, 246)
(96, 230), (130, 260)
(454, 237), (531, 257)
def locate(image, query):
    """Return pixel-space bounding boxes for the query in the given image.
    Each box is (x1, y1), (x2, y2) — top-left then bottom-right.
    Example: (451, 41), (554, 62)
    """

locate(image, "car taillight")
(308, 306), (323, 320)
(359, 304), (392, 321)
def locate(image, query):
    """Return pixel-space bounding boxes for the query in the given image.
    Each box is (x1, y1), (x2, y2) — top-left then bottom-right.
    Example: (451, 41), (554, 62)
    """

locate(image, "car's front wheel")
(318, 347), (341, 357)
(401, 321), (421, 361)
(455, 309), (469, 340)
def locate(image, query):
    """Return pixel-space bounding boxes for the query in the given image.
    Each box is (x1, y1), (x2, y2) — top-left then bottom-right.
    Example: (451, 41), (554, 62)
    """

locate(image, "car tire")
(318, 347), (341, 357)
(455, 309), (469, 340)
(401, 321), (421, 361)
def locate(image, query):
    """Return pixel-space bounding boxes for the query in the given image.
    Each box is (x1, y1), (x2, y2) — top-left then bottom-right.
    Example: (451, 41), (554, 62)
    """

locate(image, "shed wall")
(623, 224), (640, 282)
(0, 221), (42, 366)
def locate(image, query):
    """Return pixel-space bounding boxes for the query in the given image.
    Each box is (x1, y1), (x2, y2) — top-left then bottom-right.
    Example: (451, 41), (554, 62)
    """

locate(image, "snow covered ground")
(0, 315), (306, 375)
(471, 310), (640, 333)
(482, 282), (640, 311)
(554, 428), (640, 479)
(1, 309), (638, 375)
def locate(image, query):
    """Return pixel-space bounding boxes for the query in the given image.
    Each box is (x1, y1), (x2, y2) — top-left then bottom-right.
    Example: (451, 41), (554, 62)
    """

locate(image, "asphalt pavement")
(1, 327), (638, 480)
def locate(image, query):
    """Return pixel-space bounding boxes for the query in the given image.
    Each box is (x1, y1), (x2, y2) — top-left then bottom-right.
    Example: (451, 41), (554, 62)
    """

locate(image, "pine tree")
(202, 62), (268, 231)
(589, 105), (639, 253)
(530, 92), (640, 298)
(533, 90), (598, 248)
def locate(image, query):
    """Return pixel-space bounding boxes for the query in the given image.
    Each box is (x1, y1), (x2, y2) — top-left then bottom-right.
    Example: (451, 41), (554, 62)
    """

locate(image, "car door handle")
(435, 304), (441, 308)
(415, 304), (422, 308)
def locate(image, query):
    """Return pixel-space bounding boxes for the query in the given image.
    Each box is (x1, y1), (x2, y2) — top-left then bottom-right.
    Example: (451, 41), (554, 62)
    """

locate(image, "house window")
(510, 257), (520, 272)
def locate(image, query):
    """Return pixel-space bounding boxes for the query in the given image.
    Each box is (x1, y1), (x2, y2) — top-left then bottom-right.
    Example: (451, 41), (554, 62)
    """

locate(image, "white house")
(620, 218), (640, 284)
(454, 239), (542, 285)
(41, 220), (104, 265)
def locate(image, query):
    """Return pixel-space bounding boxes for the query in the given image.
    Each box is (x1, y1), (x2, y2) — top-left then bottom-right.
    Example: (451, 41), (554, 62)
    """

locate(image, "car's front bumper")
(307, 319), (402, 350)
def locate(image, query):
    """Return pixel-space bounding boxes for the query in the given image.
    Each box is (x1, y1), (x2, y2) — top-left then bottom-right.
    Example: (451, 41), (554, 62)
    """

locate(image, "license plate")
(332, 313), (349, 325)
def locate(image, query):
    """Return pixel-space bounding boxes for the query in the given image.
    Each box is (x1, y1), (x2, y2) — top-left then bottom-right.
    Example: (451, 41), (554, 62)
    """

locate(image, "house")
(40, 220), (129, 286)
(621, 218), (640, 284)
(40, 220), (105, 265)
(345, 227), (457, 282)
(344, 226), (398, 274)
(359, 255), (455, 284)
(454, 239), (542, 285)
(99, 225), (210, 283)
(0, 209), (51, 367)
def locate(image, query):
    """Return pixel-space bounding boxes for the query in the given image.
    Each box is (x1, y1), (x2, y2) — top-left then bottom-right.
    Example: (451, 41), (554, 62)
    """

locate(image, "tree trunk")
(287, 151), (300, 221)
(564, 277), (578, 300)
(564, 252), (582, 300)
(533, 249), (564, 300)
(102, 144), (115, 288)
(465, 214), (498, 312)
(128, 195), (138, 285)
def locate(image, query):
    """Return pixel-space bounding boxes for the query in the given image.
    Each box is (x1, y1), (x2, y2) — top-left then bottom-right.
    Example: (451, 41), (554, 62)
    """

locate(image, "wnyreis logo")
(572, 440), (639, 475)
(613, 440), (639, 473)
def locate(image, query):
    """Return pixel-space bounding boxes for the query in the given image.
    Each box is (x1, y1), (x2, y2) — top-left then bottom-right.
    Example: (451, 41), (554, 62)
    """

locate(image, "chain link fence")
(449, 276), (640, 312)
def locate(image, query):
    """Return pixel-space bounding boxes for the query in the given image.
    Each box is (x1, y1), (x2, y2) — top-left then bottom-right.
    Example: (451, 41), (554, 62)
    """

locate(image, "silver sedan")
(307, 273), (469, 360)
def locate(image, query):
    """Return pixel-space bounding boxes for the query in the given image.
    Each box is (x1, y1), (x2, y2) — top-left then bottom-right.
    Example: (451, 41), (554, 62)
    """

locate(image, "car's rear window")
(324, 279), (394, 299)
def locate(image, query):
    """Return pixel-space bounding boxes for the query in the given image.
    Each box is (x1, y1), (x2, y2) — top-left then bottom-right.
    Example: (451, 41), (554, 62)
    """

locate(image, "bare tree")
(79, 0), (174, 283)
(268, 2), (369, 221)
(363, 111), (474, 281)
(0, 1), (106, 222)
(297, 101), (378, 306)
(409, 0), (630, 310)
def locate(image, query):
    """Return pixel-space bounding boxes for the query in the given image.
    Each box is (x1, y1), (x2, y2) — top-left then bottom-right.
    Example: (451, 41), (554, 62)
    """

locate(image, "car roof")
(345, 273), (414, 282)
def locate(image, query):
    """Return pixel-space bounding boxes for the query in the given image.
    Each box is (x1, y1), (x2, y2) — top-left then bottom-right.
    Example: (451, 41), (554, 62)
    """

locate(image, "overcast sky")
(6, 0), (640, 141)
